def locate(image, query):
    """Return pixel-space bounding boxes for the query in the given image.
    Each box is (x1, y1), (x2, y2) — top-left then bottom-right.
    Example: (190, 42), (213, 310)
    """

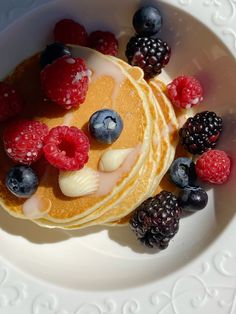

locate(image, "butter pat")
(59, 167), (99, 197)
(99, 148), (134, 172)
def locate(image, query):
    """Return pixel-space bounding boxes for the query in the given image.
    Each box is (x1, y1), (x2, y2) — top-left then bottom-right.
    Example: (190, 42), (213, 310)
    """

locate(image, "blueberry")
(179, 186), (208, 211)
(40, 42), (71, 69)
(169, 157), (196, 188)
(88, 109), (123, 144)
(133, 6), (162, 36)
(6, 165), (39, 198)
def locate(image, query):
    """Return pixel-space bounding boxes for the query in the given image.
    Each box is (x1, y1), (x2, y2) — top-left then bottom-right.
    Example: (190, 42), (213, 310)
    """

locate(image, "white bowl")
(0, 0), (235, 313)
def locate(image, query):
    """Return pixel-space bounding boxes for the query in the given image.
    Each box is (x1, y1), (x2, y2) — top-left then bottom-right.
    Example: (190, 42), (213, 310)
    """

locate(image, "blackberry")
(179, 111), (223, 155)
(129, 191), (181, 249)
(125, 36), (171, 80)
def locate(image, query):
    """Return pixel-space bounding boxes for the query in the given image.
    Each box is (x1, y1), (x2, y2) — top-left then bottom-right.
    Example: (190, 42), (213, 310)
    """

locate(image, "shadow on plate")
(0, 208), (70, 244)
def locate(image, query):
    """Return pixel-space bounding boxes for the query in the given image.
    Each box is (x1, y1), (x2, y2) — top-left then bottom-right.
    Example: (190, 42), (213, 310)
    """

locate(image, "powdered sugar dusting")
(66, 58), (76, 64)
(72, 71), (87, 84)
(108, 121), (116, 130)
(191, 97), (199, 105)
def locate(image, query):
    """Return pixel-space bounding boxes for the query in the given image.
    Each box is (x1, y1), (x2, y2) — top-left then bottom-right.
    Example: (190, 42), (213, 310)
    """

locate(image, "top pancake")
(0, 46), (154, 223)
(35, 48), (165, 228)
(37, 54), (179, 229)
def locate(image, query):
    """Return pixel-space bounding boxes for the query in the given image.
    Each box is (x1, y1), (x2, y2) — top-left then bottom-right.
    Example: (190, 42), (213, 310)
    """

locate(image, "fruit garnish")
(179, 111), (223, 155)
(88, 109), (123, 144)
(3, 120), (49, 165)
(130, 191), (181, 249)
(0, 82), (23, 122)
(6, 165), (39, 198)
(54, 19), (88, 46)
(40, 56), (89, 109)
(43, 126), (90, 171)
(126, 36), (171, 80)
(195, 149), (231, 184)
(169, 157), (196, 188)
(40, 42), (71, 69)
(167, 75), (203, 109)
(88, 31), (118, 56)
(133, 6), (162, 36)
(179, 186), (208, 211)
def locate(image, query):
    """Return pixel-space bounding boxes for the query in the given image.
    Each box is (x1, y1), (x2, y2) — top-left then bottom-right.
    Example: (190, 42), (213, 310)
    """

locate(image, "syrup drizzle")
(22, 195), (51, 218)
(96, 144), (141, 196)
(70, 45), (125, 108)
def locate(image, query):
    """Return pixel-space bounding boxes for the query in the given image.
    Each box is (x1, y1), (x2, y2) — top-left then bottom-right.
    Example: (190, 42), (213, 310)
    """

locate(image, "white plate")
(0, 0), (236, 313)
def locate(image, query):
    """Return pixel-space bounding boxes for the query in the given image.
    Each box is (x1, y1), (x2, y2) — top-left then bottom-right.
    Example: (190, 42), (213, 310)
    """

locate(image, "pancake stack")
(0, 45), (187, 229)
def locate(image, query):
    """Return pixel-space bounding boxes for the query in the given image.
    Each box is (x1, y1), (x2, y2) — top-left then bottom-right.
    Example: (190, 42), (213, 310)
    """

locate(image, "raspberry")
(41, 56), (89, 109)
(88, 31), (118, 56)
(125, 35), (171, 80)
(130, 191), (181, 249)
(54, 19), (88, 46)
(43, 126), (90, 171)
(3, 120), (49, 165)
(196, 150), (231, 184)
(0, 82), (23, 122)
(167, 75), (203, 109)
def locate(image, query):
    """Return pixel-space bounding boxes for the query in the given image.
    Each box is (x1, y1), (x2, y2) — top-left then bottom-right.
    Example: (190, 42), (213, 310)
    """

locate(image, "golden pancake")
(35, 50), (163, 228)
(0, 46), (154, 225)
(56, 59), (176, 229)
(0, 45), (190, 230)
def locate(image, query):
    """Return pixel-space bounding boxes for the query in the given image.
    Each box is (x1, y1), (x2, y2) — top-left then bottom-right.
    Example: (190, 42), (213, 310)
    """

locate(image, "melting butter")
(99, 148), (134, 172)
(59, 167), (99, 197)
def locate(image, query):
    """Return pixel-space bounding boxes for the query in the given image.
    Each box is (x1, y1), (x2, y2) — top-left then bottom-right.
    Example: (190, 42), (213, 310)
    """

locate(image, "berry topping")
(195, 150), (231, 184)
(40, 42), (71, 69)
(6, 165), (39, 198)
(54, 19), (88, 46)
(133, 6), (162, 36)
(130, 191), (181, 249)
(179, 111), (223, 155)
(126, 36), (171, 80)
(43, 126), (90, 171)
(88, 109), (123, 144)
(3, 120), (49, 165)
(179, 186), (208, 211)
(88, 31), (118, 56)
(167, 75), (203, 109)
(0, 82), (22, 122)
(169, 157), (196, 188)
(40, 56), (89, 109)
